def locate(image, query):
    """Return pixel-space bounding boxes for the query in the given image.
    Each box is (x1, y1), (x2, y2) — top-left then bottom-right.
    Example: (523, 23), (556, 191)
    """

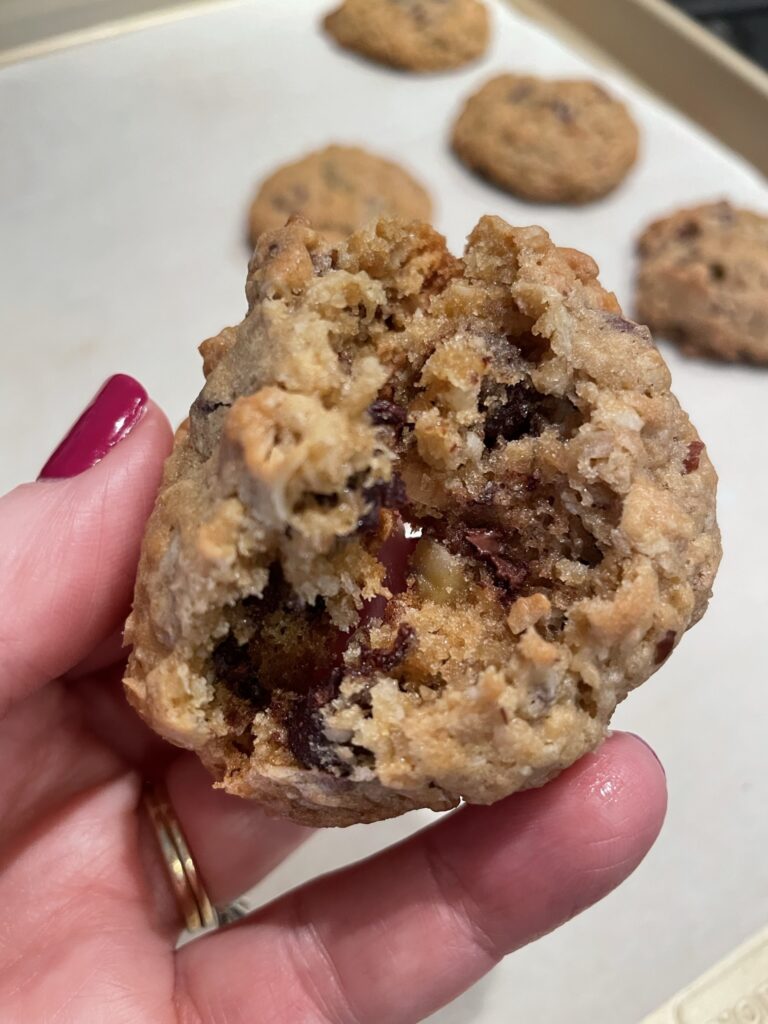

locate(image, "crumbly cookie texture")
(323, 0), (489, 72)
(452, 74), (639, 204)
(248, 145), (432, 247)
(125, 215), (720, 827)
(636, 201), (768, 363)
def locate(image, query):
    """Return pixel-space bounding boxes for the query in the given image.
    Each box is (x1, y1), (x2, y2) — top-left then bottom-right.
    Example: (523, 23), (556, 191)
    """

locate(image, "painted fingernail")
(38, 374), (148, 480)
(625, 732), (666, 776)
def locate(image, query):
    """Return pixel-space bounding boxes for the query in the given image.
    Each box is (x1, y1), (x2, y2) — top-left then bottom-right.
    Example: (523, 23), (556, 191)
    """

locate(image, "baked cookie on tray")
(125, 215), (720, 827)
(452, 74), (639, 203)
(323, 0), (490, 72)
(636, 201), (768, 363)
(248, 145), (432, 247)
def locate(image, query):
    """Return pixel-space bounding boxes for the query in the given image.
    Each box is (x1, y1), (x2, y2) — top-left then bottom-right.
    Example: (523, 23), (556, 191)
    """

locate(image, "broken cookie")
(124, 215), (720, 826)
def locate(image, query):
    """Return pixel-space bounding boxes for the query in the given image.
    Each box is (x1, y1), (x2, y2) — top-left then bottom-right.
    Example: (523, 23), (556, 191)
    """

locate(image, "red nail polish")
(38, 374), (148, 480)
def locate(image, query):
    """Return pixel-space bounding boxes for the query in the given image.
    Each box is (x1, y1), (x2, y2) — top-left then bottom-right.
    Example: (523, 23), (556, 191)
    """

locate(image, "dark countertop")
(671, 0), (768, 66)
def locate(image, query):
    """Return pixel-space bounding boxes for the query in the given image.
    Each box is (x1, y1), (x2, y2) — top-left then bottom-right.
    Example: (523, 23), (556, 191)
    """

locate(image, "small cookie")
(323, 0), (489, 72)
(125, 215), (719, 828)
(636, 201), (768, 363)
(248, 145), (432, 246)
(452, 74), (639, 203)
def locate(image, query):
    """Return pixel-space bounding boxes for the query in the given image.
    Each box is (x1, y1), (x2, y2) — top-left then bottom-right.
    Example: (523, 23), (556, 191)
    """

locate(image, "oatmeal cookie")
(125, 215), (720, 827)
(636, 201), (768, 363)
(323, 0), (489, 72)
(248, 145), (432, 247)
(452, 74), (639, 203)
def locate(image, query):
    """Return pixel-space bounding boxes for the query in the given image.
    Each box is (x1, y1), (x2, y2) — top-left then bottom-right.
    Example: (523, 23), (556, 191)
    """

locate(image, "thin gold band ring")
(143, 781), (251, 935)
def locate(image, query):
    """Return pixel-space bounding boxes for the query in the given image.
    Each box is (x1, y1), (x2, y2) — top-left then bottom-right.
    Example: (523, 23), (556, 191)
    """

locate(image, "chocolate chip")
(287, 623), (416, 771)
(550, 100), (573, 123)
(655, 630), (676, 665)
(709, 263), (726, 281)
(285, 669), (346, 772)
(464, 529), (502, 556)
(368, 398), (408, 428)
(508, 83), (533, 102)
(513, 330), (549, 363)
(310, 492), (340, 507)
(482, 382), (543, 448)
(212, 634), (270, 709)
(358, 624), (416, 675)
(194, 397), (231, 416)
(602, 312), (643, 335)
(677, 221), (700, 240)
(683, 440), (705, 474)
(321, 161), (352, 193)
(464, 529), (529, 596)
(358, 474), (408, 532)
(715, 202), (735, 224)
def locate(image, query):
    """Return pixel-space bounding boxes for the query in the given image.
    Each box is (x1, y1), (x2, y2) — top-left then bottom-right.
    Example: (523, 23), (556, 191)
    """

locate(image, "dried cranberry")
(482, 382), (542, 448)
(683, 441), (705, 474)
(654, 631), (676, 665)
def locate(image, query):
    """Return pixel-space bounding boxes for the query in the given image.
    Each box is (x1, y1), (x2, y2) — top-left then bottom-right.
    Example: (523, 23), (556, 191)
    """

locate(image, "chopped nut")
(413, 539), (468, 603)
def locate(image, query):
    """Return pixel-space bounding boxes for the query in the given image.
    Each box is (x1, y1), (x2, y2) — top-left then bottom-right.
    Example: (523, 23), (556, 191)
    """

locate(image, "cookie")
(323, 0), (489, 72)
(636, 201), (768, 363)
(124, 214), (720, 828)
(452, 74), (639, 203)
(248, 145), (432, 247)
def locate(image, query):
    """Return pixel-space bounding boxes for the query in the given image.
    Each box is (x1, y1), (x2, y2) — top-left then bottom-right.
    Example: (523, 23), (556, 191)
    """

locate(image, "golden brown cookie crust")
(452, 74), (639, 204)
(125, 215), (720, 827)
(248, 145), (432, 247)
(636, 201), (768, 363)
(323, 0), (490, 72)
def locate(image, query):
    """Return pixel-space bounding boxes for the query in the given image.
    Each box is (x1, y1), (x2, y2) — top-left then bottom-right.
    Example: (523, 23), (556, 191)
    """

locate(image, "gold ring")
(143, 781), (220, 934)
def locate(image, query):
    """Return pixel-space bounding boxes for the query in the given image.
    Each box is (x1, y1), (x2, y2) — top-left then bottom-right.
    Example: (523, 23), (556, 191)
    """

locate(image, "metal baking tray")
(1, 3), (767, 1021)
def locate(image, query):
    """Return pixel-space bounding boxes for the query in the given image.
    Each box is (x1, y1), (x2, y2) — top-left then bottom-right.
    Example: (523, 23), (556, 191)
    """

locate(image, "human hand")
(0, 375), (667, 1023)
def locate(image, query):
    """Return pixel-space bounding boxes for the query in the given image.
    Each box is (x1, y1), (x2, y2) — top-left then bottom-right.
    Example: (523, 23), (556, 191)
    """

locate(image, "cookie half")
(248, 145), (432, 247)
(323, 0), (490, 72)
(452, 74), (639, 203)
(125, 215), (720, 827)
(636, 201), (768, 363)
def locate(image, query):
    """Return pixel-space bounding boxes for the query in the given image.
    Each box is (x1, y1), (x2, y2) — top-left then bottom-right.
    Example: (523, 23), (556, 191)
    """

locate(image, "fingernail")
(625, 732), (666, 777)
(38, 374), (148, 480)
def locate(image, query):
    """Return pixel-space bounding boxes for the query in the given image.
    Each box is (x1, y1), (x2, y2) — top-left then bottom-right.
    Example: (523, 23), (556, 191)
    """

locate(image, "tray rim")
(512, 0), (768, 175)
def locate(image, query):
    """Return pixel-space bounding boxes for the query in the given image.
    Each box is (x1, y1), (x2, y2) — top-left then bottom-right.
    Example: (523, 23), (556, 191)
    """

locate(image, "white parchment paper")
(1, 2), (767, 1020)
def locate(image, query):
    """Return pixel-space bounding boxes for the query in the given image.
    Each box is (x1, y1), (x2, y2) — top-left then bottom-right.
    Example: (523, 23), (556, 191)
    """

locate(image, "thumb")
(0, 375), (173, 713)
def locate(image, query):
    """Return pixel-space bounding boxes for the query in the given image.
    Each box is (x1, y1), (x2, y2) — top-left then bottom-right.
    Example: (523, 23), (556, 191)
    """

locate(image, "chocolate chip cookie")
(636, 201), (768, 363)
(323, 0), (489, 72)
(248, 145), (432, 247)
(124, 215), (720, 827)
(452, 74), (639, 203)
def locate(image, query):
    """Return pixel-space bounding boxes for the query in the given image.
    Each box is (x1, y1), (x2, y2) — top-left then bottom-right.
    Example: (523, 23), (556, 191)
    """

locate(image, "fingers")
(165, 756), (311, 907)
(176, 733), (666, 1024)
(70, 667), (311, 909)
(0, 388), (172, 713)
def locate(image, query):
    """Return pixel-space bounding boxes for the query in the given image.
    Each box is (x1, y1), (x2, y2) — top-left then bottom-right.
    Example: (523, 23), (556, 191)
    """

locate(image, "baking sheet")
(1, 1), (768, 1021)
